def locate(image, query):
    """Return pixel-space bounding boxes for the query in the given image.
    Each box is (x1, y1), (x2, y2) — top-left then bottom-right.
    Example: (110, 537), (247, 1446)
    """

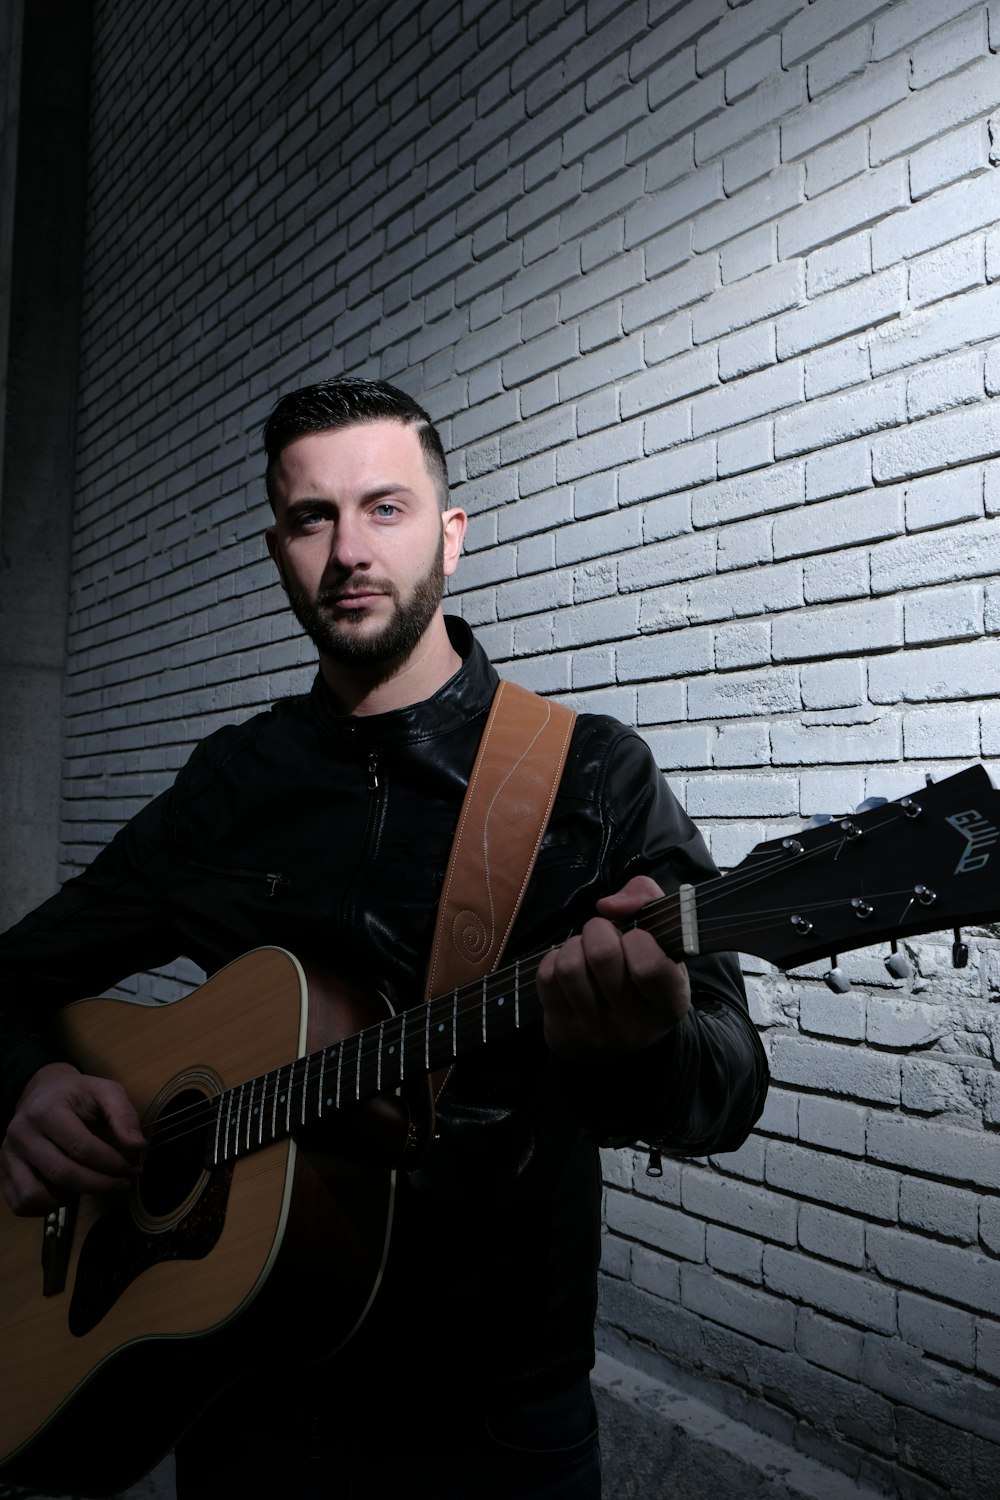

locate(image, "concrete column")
(0, 0), (93, 930)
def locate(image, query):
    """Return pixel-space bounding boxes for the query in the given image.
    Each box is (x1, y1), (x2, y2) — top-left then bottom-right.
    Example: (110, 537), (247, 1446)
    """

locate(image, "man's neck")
(318, 612), (462, 717)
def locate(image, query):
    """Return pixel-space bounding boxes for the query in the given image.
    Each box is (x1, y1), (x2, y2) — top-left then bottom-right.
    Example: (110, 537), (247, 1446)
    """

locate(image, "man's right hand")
(0, 1062), (146, 1216)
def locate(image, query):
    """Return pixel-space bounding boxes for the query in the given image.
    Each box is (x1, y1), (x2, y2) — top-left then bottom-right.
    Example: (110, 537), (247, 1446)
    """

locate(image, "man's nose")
(327, 513), (371, 572)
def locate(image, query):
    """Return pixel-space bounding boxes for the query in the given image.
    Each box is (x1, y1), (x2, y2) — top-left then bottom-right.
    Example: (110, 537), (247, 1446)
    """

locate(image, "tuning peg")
(855, 795), (888, 813)
(807, 813), (833, 828)
(884, 941), (910, 980)
(824, 958), (851, 994)
(952, 929), (969, 969)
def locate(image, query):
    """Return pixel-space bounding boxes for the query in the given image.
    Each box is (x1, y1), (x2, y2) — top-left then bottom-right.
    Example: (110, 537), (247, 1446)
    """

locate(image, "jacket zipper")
(186, 857), (290, 898)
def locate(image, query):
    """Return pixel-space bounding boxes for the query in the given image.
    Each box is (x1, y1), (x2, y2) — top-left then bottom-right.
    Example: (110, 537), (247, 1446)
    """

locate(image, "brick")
(696, 66), (806, 163)
(692, 360), (803, 438)
(777, 265), (904, 360)
(713, 721), (771, 766)
(693, 165), (804, 254)
(874, 52), (1000, 166)
(684, 771), (799, 818)
(799, 1204), (865, 1267)
(801, 660), (864, 709)
(781, 56), (910, 160)
(772, 709), (902, 764)
(800, 989), (865, 1041)
(696, 0), (804, 75)
(868, 1334), (1000, 1448)
(688, 560), (804, 622)
(693, 260), (804, 345)
(806, 231), (872, 298)
(616, 625), (714, 683)
(873, 0), (987, 59)
(619, 349), (716, 420)
(869, 283), (1000, 380)
(769, 1035), (900, 1103)
(779, 161), (908, 260)
(910, 119), (992, 199)
(714, 620), (772, 670)
(688, 666), (800, 721)
(773, 490), (902, 559)
(706, 1223), (763, 1281)
(726, 35), (783, 103)
(872, 170), (1000, 269)
(795, 1310), (864, 1380)
(804, 127), (869, 198)
(720, 224), (777, 284)
(909, 235), (986, 309)
(722, 130), (781, 195)
(804, 437), (872, 498)
(643, 724), (712, 768)
(898, 1176), (980, 1244)
(797, 1095), (866, 1155)
(682, 1262), (795, 1347)
(764, 1245), (897, 1333)
(717, 420), (774, 477)
(775, 375), (904, 459)
(872, 401), (1000, 483)
(807, 24), (874, 99)
(782, 0), (894, 65)
(904, 587), (984, 647)
(867, 1114), (1000, 1190)
(716, 515), (774, 572)
(618, 530), (717, 590)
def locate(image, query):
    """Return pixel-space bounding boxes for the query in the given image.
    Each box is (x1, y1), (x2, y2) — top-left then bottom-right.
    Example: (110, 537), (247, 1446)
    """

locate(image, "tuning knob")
(824, 959), (851, 994)
(952, 929), (969, 969)
(884, 941), (910, 980)
(855, 796), (888, 813)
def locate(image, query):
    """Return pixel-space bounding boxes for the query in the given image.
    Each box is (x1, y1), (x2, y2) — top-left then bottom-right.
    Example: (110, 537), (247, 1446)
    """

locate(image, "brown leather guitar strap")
(422, 678), (576, 1104)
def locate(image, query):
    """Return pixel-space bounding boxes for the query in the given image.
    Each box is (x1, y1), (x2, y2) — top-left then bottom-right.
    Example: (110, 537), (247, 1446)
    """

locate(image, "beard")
(286, 538), (446, 679)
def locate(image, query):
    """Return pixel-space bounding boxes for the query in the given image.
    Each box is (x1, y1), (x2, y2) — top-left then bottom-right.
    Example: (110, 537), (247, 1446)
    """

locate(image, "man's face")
(266, 420), (465, 674)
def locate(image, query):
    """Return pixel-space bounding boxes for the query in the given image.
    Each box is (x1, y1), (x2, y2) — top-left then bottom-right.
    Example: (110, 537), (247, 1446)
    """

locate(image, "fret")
(481, 976), (488, 1044)
(354, 1032), (363, 1103)
(335, 1041), (344, 1109)
(376, 1021), (384, 1094)
(244, 1077), (256, 1154)
(270, 1066), (280, 1141)
(300, 1056), (309, 1127)
(514, 959), (520, 1028)
(317, 1051), (326, 1119)
(399, 1009), (407, 1085)
(212, 1095), (223, 1166)
(257, 1074), (269, 1145)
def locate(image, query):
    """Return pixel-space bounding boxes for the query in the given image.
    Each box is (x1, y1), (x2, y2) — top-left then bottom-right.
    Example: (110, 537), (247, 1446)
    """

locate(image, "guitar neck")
(211, 894), (686, 1165)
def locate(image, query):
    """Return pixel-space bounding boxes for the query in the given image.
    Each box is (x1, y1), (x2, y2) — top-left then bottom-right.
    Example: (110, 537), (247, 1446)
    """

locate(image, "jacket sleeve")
(554, 725), (769, 1158)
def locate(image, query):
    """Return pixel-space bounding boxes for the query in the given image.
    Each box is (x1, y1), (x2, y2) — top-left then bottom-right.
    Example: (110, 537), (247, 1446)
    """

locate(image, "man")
(0, 378), (768, 1498)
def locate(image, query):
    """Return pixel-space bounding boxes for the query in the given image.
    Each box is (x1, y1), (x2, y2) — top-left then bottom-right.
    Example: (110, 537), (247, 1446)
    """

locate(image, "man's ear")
(441, 507), (467, 577)
(265, 526), (288, 592)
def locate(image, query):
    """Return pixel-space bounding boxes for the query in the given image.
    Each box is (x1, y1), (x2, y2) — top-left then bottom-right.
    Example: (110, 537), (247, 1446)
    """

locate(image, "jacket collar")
(308, 616), (499, 745)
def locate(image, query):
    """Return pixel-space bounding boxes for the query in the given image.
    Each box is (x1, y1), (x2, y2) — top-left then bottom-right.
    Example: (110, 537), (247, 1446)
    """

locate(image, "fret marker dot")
(438, 1023), (445, 1032)
(326, 1097), (333, 1107)
(389, 1045), (395, 1055)
(497, 996), (505, 1006)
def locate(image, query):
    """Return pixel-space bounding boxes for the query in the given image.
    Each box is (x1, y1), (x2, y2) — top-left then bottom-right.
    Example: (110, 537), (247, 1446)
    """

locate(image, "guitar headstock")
(698, 765), (1000, 972)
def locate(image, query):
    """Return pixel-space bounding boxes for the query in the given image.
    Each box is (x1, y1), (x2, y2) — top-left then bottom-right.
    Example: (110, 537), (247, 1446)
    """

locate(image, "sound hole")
(138, 1087), (212, 1220)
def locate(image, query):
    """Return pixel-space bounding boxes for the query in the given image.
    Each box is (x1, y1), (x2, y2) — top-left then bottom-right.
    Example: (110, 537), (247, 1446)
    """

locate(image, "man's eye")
(373, 503), (398, 518)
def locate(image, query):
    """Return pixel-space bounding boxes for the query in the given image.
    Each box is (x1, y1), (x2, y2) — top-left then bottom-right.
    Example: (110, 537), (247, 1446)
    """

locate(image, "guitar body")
(0, 948), (399, 1498)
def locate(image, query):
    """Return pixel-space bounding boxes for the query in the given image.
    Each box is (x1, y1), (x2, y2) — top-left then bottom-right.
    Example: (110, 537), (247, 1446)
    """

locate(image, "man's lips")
(322, 589), (389, 610)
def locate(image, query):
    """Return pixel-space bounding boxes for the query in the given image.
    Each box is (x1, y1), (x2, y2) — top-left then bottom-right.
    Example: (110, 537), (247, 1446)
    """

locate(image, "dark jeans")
(174, 1375), (601, 1499)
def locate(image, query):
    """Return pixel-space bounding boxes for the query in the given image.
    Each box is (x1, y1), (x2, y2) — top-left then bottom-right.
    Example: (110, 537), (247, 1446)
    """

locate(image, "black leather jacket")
(0, 619), (767, 1403)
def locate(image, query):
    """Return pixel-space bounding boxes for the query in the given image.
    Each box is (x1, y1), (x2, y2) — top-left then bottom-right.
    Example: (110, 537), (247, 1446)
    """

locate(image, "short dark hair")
(263, 377), (449, 506)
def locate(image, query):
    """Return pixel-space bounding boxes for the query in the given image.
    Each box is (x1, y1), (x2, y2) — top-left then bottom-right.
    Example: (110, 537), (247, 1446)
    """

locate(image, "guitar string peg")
(855, 795), (887, 813)
(884, 941), (910, 980)
(952, 929), (969, 970)
(824, 957), (851, 994)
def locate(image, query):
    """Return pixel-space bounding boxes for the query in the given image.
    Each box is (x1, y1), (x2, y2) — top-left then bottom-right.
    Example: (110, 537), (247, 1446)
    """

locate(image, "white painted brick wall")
(50, 0), (1000, 1492)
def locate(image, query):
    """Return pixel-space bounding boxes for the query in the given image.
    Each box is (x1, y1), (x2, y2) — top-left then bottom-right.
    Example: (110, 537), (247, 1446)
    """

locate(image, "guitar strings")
(140, 804), (915, 1158)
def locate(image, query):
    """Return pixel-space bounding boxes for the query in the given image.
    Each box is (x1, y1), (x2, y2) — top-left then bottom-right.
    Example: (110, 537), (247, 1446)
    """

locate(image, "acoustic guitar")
(1, 765), (998, 1496)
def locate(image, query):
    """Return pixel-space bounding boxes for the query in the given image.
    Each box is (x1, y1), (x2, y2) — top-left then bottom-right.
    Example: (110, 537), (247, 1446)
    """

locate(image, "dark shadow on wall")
(0, 0), (93, 930)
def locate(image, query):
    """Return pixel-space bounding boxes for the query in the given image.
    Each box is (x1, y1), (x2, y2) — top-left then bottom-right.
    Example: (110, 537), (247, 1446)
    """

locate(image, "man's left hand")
(536, 876), (690, 1058)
